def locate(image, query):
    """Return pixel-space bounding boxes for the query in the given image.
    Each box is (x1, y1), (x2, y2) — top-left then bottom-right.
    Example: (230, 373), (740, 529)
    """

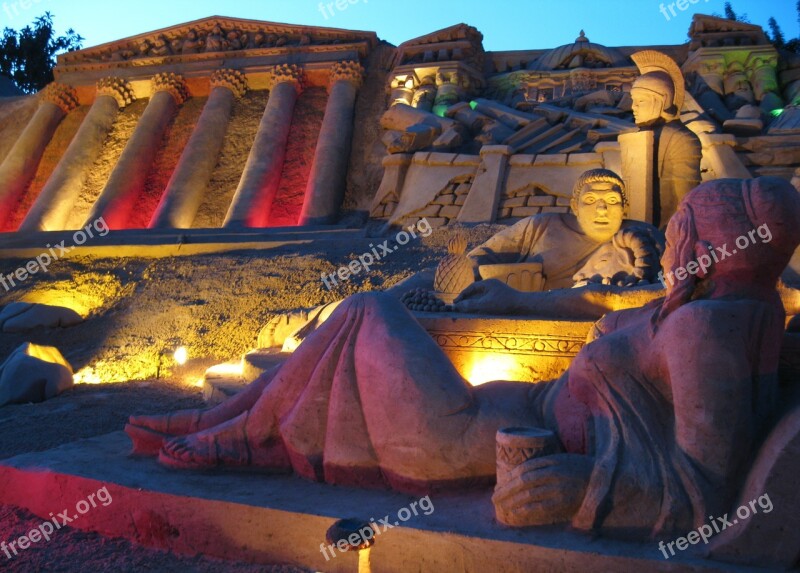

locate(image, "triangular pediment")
(398, 24), (483, 48)
(60, 16), (377, 65)
(689, 14), (765, 36)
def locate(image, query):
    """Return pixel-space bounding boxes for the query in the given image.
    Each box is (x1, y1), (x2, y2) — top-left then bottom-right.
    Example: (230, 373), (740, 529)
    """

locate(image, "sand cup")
(495, 427), (558, 486)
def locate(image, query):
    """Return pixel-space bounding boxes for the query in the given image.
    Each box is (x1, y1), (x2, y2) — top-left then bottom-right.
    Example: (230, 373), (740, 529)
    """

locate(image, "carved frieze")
(426, 329), (586, 357)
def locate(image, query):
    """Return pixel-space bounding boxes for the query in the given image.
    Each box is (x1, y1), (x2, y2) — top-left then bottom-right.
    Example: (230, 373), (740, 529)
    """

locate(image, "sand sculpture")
(126, 176), (800, 560)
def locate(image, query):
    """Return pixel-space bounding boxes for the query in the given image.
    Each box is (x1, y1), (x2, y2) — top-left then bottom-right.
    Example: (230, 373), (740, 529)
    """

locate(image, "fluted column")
(747, 55), (781, 104)
(150, 70), (247, 229)
(390, 75), (415, 107)
(85, 73), (188, 229)
(0, 83), (77, 221)
(412, 83), (437, 112)
(723, 62), (752, 101)
(700, 60), (725, 95)
(20, 78), (135, 231)
(223, 64), (303, 228)
(434, 72), (464, 113)
(298, 61), (364, 226)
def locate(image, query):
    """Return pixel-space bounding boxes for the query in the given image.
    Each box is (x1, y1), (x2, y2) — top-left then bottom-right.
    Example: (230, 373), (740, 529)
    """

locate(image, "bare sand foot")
(159, 412), (290, 471)
(128, 409), (203, 436)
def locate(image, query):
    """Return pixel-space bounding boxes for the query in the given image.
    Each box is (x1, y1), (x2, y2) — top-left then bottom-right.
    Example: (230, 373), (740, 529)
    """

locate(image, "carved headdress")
(631, 50), (686, 120)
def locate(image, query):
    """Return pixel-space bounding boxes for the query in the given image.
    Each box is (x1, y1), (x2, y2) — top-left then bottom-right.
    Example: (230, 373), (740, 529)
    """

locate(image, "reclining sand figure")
(127, 176), (800, 538)
(271, 168), (662, 351)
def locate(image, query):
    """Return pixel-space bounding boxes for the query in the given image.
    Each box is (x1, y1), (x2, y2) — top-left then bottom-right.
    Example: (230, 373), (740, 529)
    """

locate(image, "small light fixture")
(326, 518), (374, 573)
(174, 346), (188, 366)
(156, 344), (188, 379)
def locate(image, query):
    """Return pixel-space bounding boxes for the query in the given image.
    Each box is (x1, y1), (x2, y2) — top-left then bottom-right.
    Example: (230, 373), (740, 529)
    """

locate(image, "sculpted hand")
(493, 454), (594, 526)
(453, 279), (523, 315)
(572, 229), (660, 288)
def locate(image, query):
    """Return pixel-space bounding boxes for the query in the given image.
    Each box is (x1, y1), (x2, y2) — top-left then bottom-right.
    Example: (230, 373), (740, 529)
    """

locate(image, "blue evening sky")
(0, 0), (796, 52)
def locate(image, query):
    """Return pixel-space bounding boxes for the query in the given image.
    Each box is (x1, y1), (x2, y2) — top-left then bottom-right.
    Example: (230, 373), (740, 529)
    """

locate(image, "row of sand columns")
(0, 84), (79, 225)
(2, 60), (365, 232)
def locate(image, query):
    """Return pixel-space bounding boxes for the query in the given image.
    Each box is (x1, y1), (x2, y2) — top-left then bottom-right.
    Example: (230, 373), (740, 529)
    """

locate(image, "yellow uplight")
(73, 367), (104, 385)
(174, 347), (188, 366)
(465, 354), (520, 386)
(205, 362), (244, 377)
(24, 343), (70, 367)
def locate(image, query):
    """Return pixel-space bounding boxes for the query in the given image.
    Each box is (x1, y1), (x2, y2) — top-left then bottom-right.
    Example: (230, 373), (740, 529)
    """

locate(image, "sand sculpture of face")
(630, 71), (676, 127)
(571, 178), (625, 244)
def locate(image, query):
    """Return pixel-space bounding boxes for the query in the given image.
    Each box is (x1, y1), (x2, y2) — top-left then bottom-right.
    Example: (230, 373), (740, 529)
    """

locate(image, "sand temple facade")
(0, 13), (797, 236)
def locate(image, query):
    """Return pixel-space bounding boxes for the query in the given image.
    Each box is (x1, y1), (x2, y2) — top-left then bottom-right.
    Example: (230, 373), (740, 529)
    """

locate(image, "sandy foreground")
(0, 224), (500, 571)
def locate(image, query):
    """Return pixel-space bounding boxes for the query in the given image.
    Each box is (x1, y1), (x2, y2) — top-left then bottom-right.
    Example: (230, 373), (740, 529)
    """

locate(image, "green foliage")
(723, 2), (749, 23)
(779, 3), (800, 54)
(768, 17), (786, 48)
(723, 2), (799, 54)
(0, 12), (83, 94)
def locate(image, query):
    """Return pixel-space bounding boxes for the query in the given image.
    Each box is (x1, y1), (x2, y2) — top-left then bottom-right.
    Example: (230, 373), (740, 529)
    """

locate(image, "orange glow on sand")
(204, 362), (244, 378)
(73, 367), (104, 385)
(465, 354), (521, 386)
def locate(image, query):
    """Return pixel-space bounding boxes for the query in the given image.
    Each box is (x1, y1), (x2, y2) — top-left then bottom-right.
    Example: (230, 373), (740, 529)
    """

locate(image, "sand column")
(0, 83), (78, 220)
(433, 70), (466, 116)
(747, 54), (781, 106)
(298, 61), (364, 226)
(20, 78), (136, 231)
(223, 64), (303, 228)
(86, 73), (188, 229)
(150, 70), (247, 229)
(412, 83), (437, 112)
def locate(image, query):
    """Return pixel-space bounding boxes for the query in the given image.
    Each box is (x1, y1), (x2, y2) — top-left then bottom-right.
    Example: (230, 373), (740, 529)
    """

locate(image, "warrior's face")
(630, 87), (666, 127)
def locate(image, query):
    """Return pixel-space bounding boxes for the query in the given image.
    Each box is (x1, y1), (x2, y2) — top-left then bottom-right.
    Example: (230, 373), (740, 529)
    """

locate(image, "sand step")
(0, 432), (759, 573)
(242, 347), (291, 381)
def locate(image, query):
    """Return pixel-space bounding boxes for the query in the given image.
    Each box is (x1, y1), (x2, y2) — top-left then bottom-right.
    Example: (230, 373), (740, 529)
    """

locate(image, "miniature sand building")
(0, 14), (796, 234)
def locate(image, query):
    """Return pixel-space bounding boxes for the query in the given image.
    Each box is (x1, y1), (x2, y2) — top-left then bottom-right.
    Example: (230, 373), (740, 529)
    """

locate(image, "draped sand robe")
(239, 291), (539, 492)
